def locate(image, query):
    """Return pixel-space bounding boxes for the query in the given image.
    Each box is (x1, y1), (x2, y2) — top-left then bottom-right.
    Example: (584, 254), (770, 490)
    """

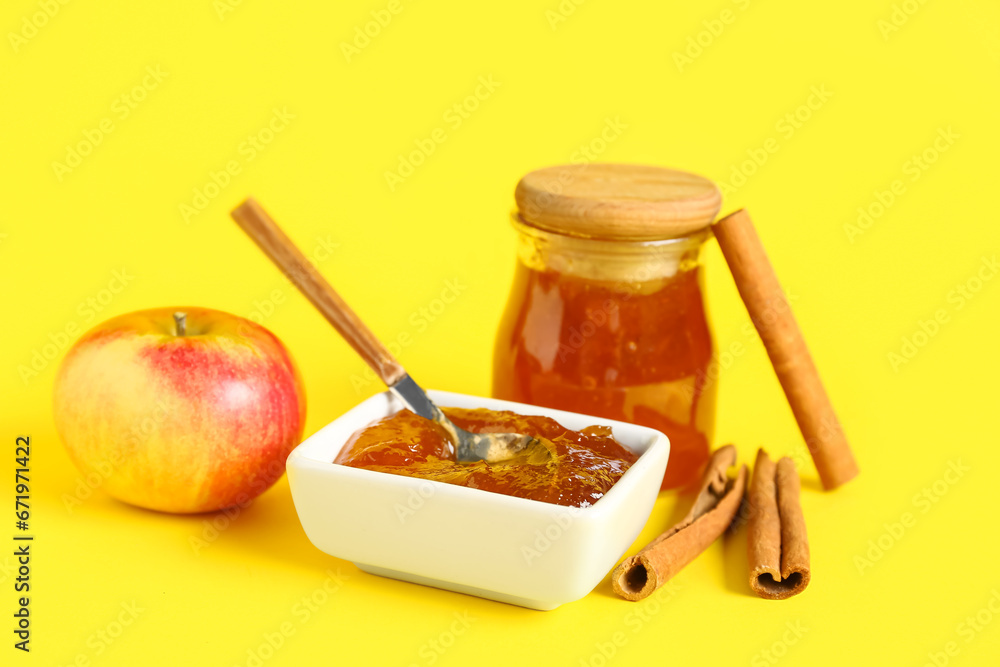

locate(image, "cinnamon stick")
(611, 445), (747, 601)
(711, 209), (858, 490)
(747, 449), (810, 599)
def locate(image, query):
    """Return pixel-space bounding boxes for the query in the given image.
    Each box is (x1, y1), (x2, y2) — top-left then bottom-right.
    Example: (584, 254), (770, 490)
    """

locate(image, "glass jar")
(492, 164), (721, 489)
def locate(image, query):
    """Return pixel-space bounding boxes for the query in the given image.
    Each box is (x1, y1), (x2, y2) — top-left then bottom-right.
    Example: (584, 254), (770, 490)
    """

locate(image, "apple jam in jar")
(492, 164), (722, 489)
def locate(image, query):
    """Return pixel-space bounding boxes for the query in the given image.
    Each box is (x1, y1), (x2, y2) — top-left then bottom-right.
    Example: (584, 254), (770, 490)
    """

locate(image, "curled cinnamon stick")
(712, 209), (858, 490)
(747, 449), (810, 599)
(611, 445), (747, 601)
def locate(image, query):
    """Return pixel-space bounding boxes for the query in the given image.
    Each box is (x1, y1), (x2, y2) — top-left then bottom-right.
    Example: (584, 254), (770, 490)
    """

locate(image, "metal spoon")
(230, 198), (539, 464)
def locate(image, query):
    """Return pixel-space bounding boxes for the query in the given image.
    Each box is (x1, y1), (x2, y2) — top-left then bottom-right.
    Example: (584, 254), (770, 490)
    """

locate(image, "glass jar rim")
(509, 212), (709, 283)
(510, 212), (711, 249)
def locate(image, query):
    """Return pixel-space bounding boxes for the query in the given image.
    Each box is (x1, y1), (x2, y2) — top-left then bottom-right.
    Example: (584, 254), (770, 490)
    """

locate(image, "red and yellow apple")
(53, 307), (306, 513)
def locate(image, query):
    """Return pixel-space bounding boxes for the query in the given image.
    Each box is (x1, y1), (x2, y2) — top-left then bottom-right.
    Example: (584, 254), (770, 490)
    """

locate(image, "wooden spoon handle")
(230, 197), (406, 386)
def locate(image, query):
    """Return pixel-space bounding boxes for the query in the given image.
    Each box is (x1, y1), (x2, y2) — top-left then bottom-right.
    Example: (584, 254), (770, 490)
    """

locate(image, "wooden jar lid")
(515, 163), (722, 240)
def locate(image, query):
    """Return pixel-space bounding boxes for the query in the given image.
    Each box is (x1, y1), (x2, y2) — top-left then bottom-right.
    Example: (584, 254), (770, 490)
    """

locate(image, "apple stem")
(174, 311), (187, 337)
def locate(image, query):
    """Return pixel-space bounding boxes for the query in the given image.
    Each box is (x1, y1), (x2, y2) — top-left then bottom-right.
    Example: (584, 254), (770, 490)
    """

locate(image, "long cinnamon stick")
(611, 445), (747, 601)
(747, 449), (810, 599)
(712, 209), (858, 490)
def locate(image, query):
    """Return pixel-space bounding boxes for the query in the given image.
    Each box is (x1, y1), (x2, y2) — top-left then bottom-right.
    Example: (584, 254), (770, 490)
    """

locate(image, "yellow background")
(3, 1), (999, 665)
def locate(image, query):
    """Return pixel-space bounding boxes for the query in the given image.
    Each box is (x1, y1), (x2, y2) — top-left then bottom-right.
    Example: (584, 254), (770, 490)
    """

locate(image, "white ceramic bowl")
(286, 390), (669, 610)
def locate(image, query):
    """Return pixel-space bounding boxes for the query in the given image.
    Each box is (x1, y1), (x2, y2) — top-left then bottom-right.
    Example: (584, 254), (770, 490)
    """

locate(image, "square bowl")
(285, 390), (669, 611)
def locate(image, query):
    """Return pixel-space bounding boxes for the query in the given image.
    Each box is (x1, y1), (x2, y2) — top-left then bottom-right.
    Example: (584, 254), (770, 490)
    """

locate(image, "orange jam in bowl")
(492, 164), (722, 489)
(334, 407), (638, 508)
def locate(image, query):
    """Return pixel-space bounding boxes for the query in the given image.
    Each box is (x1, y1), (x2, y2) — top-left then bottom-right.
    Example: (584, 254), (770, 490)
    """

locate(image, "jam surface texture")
(334, 407), (639, 508)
